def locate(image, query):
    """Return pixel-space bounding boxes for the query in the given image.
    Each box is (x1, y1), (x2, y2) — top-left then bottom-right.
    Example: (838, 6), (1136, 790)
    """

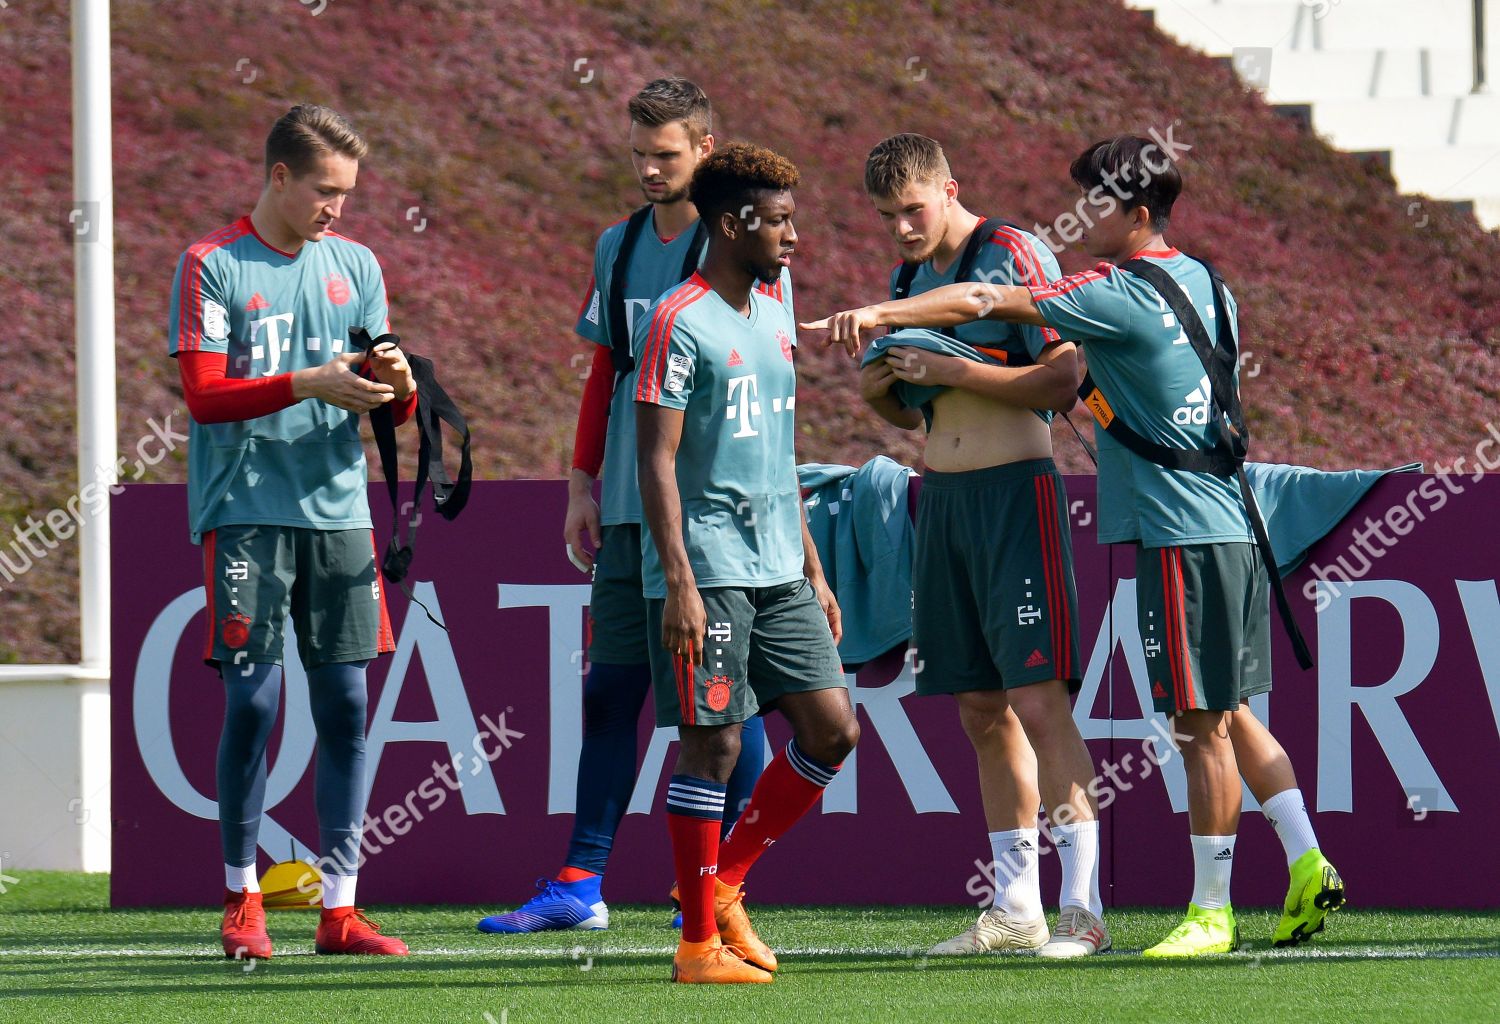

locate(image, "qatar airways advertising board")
(111, 476), (1500, 908)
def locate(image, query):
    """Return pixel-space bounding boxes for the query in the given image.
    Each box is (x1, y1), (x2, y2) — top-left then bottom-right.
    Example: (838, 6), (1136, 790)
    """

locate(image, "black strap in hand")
(351, 327), (473, 631)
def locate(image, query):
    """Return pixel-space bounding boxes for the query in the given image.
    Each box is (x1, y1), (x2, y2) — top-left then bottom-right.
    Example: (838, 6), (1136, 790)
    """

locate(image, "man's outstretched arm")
(801, 283), (1047, 357)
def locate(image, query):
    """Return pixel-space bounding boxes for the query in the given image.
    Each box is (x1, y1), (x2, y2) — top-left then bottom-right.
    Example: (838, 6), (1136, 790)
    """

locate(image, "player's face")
(630, 121), (710, 205)
(270, 151), (359, 244)
(732, 191), (796, 285)
(1078, 188), (1146, 260)
(871, 179), (951, 264)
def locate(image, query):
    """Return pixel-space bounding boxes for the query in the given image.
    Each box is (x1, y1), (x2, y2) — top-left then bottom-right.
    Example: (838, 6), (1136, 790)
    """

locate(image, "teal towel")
(1246, 461), (1423, 573)
(798, 456), (917, 665)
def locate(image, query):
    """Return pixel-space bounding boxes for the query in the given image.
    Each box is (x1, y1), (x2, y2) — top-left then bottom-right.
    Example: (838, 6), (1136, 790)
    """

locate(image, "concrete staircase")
(1122, 0), (1500, 228)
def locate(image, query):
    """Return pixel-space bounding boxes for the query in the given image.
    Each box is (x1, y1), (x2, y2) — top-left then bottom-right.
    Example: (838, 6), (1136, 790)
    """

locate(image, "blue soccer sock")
(306, 660), (370, 879)
(217, 661), (283, 877)
(562, 661), (653, 876)
(723, 714), (766, 840)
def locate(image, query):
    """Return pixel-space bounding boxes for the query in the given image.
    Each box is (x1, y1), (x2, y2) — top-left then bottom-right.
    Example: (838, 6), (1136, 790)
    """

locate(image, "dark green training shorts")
(1135, 541), (1272, 714)
(587, 523), (651, 664)
(912, 459), (1082, 696)
(647, 578), (846, 727)
(202, 523), (394, 671)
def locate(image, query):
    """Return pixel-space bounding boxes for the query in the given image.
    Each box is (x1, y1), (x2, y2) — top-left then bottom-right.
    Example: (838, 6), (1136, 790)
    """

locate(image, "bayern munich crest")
(705, 675), (733, 711)
(221, 612), (252, 649)
(325, 273), (350, 306)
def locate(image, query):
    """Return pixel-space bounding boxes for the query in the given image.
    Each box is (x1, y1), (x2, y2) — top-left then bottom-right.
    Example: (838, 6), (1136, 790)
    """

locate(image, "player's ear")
(698, 133), (715, 159)
(944, 179), (958, 204)
(719, 210), (739, 241)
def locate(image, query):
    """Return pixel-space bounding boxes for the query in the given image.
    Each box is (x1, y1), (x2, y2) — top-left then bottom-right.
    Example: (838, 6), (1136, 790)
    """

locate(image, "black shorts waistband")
(920, 457), (1059, 490)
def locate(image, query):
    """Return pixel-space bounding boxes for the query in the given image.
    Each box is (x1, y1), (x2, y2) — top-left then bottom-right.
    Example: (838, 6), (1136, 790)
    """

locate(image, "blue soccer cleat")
(477, 878), (609, 934)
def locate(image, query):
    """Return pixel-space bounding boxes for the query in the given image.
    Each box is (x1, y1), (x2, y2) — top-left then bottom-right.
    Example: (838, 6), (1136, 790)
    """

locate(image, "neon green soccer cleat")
(1142, 903), (1239, 958)
(1273, 848), (1345, 947)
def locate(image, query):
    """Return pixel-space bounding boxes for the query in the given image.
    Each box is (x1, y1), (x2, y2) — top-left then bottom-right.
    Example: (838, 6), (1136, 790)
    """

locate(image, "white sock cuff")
(1050, 819), (1099, 839)
(322, 872), (358, 909)
(225, 863), (259, 893)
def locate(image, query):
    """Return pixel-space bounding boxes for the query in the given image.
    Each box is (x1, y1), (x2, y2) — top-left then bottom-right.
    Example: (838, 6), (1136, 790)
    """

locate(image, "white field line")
(0, 945), (1496, 961)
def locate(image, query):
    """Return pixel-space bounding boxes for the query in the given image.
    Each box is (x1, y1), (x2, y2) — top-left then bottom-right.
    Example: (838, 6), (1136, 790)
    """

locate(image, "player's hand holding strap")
(292, 351), (395, 412)
(366, 341), (416, 401)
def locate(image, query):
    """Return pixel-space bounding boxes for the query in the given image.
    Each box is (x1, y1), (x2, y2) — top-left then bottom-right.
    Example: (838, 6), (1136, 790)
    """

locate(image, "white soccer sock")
(1261, 788), (1318, 867)
(1189, 834), (1235, 910)
(1051, 820), (1102, 917)
(988, 828), (1043, 920)
(225, 863), (259, 893)
(322, 873), (358, 910)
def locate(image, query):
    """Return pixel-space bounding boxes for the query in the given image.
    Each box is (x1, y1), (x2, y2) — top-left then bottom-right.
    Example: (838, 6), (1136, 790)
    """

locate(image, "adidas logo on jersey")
(1213, 847), (1233, 861)
(1172, 373), (1212, 426)
(246, 292), (269, 312)
(1152, 681), (1168, 699)
(1024, 649), (1048, 669)
(727, 348), (743, 367)
(1009, 839), (1034, 853)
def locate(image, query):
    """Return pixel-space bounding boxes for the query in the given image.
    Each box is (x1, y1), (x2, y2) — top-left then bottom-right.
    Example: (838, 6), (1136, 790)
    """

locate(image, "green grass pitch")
(1, 872), (1497, 1023)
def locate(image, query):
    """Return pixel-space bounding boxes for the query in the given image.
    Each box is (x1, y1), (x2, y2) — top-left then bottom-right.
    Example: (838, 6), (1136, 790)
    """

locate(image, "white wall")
(0, 667), (111, 872)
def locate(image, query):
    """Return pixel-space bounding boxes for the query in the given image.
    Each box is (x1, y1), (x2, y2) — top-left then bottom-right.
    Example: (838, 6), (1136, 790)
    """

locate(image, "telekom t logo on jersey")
(726, 373), (794, 438)
(249, 312), (296, 375)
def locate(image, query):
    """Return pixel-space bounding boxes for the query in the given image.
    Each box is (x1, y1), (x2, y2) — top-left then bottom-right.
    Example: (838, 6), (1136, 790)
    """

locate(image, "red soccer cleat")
(222, 887), (272, 961)
(315, 907), (410, 956)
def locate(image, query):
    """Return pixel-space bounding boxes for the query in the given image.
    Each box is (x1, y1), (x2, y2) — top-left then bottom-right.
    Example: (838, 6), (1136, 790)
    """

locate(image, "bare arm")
(802, 283), (1048, 357)
(637, 402), (705, 663)
(884, 341), (1080, 413)
(858, 359), (924, 430)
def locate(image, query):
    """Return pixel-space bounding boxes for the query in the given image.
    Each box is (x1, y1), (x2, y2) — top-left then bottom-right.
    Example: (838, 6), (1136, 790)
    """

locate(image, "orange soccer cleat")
(671, 935), (774, 984)
(669, 879), (778, 973)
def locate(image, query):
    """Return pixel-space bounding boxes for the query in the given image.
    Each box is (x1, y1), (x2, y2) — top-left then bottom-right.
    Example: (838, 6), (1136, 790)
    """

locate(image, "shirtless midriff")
(924, 385), (1052, 472)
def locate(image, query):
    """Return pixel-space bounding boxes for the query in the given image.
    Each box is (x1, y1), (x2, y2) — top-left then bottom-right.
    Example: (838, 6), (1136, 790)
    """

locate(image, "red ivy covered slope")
(1, 0), (1495, 661)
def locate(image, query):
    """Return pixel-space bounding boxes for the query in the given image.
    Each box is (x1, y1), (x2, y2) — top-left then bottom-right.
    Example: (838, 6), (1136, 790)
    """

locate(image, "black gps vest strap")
(607, 206), (708, 378)
(1074, 258), (1313, 670)
(352, 327), (473, 631)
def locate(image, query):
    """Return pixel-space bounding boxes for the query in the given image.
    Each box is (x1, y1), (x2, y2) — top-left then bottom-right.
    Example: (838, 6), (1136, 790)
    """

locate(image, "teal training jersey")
(168, 216), (390, 542)
(633, 273), (804, 599)
(1029, 248), (1252, 548)
(574, 211), (793, 527)
(889, 220), (1062, 369)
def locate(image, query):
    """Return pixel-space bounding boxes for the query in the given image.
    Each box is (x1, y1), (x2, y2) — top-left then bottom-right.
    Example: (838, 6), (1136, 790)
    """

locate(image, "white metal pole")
(72, 0), (116, 672)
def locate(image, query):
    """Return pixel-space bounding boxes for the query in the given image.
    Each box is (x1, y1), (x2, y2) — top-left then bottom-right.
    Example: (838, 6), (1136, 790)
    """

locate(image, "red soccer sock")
(717, 742), (841, 888)
(668, 813), (721, 943)
(556, 866), (598, 883)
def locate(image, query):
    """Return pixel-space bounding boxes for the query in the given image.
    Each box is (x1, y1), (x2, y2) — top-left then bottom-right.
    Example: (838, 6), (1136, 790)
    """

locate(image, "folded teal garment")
(1246, 461), (1423, 573)
(797, 455), (918, 665)
(860, 327), (1009, 412)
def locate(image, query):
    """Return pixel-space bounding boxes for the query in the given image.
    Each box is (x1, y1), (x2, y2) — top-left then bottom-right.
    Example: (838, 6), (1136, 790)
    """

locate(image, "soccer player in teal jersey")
(858, 134), (1107, 958)
(169, 105), (415, 959)
(479, 79), (785, 935)
(636, 143), (859, 984)
(805, 134), (1344, 957)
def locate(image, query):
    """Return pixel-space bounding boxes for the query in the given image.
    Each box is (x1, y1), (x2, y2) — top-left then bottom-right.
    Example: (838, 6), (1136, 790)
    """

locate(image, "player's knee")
(956, 693), (1013, 746)
(1007, 681), (1072, 739)
(801, 715), (859, 766)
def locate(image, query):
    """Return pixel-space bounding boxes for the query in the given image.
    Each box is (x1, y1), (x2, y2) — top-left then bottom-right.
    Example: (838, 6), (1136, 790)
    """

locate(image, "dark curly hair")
(689, 142), (800, 224)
